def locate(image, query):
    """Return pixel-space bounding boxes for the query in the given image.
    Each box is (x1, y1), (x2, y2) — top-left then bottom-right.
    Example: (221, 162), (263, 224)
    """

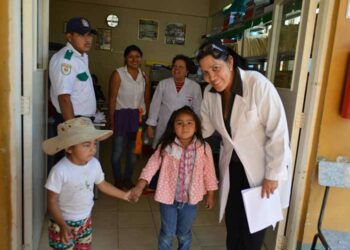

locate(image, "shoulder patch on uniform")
(76, 72), (89, 81)
(61, 63), (72, 75)
(64, 50), (73, 60)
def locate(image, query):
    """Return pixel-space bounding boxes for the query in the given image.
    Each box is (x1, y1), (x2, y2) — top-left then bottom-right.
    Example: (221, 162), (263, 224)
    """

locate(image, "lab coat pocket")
(239, 109), (261, 137)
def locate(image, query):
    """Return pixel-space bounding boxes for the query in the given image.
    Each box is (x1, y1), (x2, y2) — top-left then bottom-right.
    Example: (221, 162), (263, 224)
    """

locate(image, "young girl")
(131, 106), (218, 250)
(42, 117), (130, 250)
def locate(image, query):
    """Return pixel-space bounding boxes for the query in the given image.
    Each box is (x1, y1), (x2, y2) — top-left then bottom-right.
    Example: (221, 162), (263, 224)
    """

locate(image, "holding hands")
(129, 179), (148, 202)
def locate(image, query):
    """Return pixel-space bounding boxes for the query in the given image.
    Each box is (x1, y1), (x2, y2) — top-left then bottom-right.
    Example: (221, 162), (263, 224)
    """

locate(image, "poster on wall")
(138, 19), (158, 41)
(96, 28), (111, 50)
(165, 23), (186, 45)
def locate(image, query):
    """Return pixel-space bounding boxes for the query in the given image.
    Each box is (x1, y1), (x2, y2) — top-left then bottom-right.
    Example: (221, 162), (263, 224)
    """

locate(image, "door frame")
(22, 0), (50, 249)
(285, 1), (336, 249)
(264, 0), (321, 248)
(9, 0), (23, 249)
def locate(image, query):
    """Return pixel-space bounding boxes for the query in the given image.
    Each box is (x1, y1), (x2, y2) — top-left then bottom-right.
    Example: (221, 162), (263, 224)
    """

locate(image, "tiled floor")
(38, 140), (227, 249)
(39, 191), (226, 249)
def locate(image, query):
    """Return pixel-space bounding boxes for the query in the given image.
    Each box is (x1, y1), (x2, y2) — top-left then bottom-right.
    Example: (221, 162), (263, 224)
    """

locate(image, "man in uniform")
(49, 16), (97, 123)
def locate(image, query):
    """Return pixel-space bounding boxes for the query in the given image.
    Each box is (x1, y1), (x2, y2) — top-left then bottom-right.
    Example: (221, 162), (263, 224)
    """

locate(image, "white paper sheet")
(241, 186), (283, 234)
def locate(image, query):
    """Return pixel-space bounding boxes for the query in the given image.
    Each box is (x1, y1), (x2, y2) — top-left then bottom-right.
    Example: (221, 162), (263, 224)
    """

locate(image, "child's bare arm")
(47, 190), (72, 244)
(97, 180), (130, 201)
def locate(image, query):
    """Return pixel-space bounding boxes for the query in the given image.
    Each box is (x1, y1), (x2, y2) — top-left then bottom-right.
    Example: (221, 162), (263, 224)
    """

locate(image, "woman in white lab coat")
(146, 54), (202, 149)
(197, 41), (291, 250)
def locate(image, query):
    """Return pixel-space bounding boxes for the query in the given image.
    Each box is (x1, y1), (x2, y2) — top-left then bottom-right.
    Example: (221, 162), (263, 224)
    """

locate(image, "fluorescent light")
(222, 3), (232, 12)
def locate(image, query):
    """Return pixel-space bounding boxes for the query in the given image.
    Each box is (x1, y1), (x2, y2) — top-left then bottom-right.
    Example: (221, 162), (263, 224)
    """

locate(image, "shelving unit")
(203, 0), (302, 90)
(207, 11), (273, 40)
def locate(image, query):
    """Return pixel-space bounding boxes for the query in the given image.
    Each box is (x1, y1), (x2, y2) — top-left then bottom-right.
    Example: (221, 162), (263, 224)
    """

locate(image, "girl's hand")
(60, 224), (72, 244)
(261, 179), (278, 198)
(205, 191), (215, 209)
(130, 186), (143, 202)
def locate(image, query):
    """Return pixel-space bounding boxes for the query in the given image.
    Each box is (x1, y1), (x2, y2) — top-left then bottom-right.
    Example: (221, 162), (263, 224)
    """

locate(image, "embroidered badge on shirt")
(61, 63), (72, 75)
(81, 19), (89, 27)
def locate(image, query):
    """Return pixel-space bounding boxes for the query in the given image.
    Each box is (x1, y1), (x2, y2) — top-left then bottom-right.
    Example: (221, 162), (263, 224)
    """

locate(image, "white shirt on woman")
(115, 66), (146, 111)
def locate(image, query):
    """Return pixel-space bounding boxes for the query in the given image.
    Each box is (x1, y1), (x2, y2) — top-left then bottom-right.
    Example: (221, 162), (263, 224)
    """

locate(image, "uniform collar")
(66, 42), (87, 58)
(209, 67), (243, 97)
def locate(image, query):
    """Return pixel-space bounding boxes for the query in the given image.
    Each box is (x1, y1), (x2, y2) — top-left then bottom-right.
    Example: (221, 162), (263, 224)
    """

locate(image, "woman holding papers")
(197, 40), (291, 250)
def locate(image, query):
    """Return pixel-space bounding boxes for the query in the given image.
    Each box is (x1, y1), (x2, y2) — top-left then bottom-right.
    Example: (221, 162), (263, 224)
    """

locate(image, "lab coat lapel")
(230, 95), (247, 140)
(214, 93), (232, 144)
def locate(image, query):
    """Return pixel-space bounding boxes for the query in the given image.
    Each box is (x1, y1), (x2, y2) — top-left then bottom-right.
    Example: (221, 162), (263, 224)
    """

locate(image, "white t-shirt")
(45, 156), (104, 221)
(115, 66), (146, 112)
(49, 42), (96, 117)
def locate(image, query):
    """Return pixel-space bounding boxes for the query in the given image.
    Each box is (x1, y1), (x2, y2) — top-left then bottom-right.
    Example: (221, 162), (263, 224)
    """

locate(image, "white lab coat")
(201, 68), (292, 221)
(146, 77), (202, 148)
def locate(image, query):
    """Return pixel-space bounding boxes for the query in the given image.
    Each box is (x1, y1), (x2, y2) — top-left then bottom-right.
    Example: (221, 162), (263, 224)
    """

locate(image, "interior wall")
(208, 0), (229, 33)
(300, 0), (350, 247)
(50, 0), (209, 96)
(0, 0), (11, 248)
(62, 0), (210, 17)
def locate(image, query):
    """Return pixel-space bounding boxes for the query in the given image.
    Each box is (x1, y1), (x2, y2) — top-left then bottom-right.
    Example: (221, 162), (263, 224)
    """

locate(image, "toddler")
(43, 117), (130, 249)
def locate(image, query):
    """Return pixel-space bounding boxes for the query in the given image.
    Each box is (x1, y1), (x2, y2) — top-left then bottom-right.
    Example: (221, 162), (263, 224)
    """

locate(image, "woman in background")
(108, 44), (150, 190)
(146, 54), (202, 149)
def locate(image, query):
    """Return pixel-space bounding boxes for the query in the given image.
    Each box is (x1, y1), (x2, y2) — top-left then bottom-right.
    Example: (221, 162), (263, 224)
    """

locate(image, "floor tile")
(148, 195), (160, 212)
(194, 210), (222, 226)
(201, 246), (227, 250)
(118, 227), (157, 249)
(119, 196), (151, 212)
(92, 210), (118, 230)
(91, 229), (118, 249)
(118, 211), (155, 228)
(93, 193), (119, 212)
(193, 226), (227, 247)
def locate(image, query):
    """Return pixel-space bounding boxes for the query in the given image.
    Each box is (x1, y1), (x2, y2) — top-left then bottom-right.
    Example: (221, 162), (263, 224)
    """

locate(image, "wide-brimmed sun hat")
(42, 117), (112, 155)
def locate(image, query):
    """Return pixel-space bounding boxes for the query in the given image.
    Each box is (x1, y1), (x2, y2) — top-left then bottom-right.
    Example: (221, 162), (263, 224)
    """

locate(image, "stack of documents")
(241, 186), (283, 234)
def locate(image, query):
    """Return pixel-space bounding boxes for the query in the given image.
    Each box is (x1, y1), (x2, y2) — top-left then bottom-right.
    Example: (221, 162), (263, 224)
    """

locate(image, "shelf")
(206, 11), (273, 40)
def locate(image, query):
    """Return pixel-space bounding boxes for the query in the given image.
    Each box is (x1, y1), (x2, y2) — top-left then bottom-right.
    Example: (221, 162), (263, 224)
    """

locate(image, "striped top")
(175, 81), (185, 92)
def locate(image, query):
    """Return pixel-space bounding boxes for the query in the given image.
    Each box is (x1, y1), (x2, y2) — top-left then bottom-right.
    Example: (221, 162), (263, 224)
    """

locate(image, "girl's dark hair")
(124, 44), (143, 58)
(196, 40), (247, 70)
(158, 106), (206, 154)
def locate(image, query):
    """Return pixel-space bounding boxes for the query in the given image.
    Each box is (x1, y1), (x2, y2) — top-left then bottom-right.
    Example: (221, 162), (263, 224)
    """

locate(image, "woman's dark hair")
(172, 54), (197, 74)
(124, 44), (143, 58)
(196, 40), (247, 70)
(158, 106), (206, 154)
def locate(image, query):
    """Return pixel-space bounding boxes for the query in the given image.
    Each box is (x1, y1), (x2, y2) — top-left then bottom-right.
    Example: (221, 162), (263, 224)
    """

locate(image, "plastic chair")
(311, 160), (350, 250)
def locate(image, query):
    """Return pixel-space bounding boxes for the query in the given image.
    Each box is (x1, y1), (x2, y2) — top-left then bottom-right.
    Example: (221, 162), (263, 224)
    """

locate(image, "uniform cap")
(65, 17), (97, 35)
